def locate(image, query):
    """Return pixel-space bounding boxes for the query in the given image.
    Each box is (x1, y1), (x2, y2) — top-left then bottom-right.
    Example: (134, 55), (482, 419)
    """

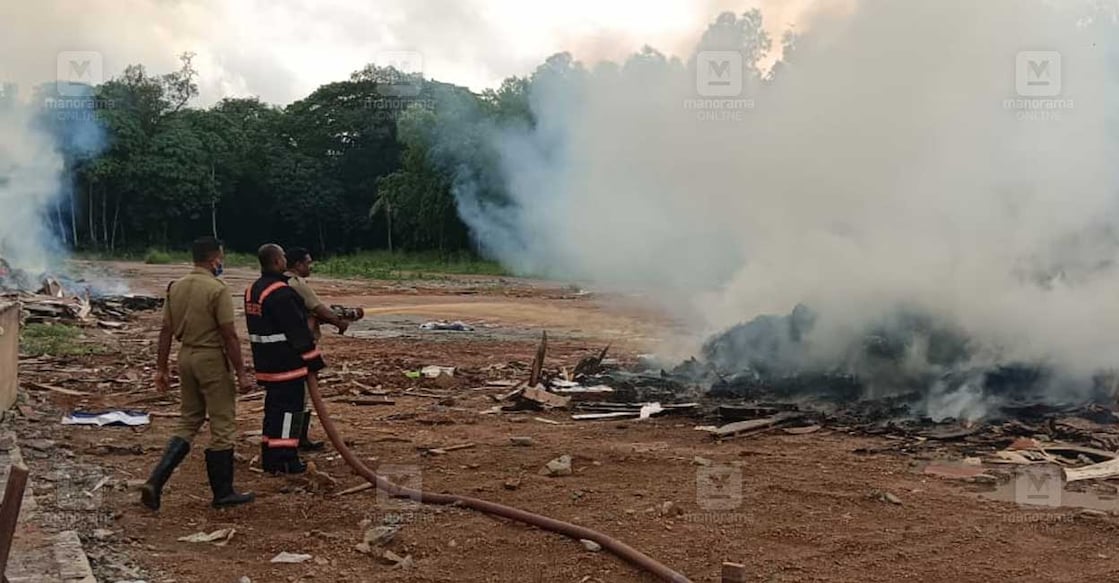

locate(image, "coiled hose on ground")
(306, 374), (693, 582)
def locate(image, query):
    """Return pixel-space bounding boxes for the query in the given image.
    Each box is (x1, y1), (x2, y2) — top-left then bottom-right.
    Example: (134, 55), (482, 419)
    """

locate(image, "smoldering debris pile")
(678, 304), (1116, 424)
(0, 257), (161, 326)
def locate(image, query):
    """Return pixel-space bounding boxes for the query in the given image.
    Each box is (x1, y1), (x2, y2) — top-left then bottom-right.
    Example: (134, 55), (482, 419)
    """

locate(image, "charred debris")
(510, 306), (1119, 456)
(0, 257), (162, 326)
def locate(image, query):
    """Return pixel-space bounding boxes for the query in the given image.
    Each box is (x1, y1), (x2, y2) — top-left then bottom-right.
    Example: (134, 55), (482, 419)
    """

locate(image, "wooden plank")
(0, 303), (17, 411)
(572, 412), (639, 420)
(423, 442), (476, 456)
(1040, 445), (1117, 464)
(713, 413), (800, 438)
(1065, 458), (1119, 483)
(25, 382), (89, 397)
(521, 385), (570, 409)
(0, 463), (29, 576)
(343, 397), (395, 406)
(331, 482), (374, 498)
(529, 331), (547, 387)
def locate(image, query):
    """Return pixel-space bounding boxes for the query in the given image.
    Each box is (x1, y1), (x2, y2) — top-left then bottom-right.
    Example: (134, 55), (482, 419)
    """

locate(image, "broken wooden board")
(919, 426), (982, 441)
(341, 397), (396, 407)
(713, 413), (802, 439)
(990, 450), (1034, 464)
(1065, 458), (1119, 483)
(25, 382), (89, 397)
(572, 411), (641, 421)
(332, 482), (375, 498)
(1040, 445), (1117, 464)
(572, 344), (611, 378)
(552, 385), (614, 395)
(519, 385), (570, 409)
(529, 331), (547, 387)
(421, 443), (475, 456)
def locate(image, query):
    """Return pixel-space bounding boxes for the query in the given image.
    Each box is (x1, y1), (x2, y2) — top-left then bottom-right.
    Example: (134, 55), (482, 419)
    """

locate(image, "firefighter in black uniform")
(244, 243), (326, 474)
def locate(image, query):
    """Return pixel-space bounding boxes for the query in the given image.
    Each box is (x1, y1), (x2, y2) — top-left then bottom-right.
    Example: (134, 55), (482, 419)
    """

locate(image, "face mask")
(212, 262), (224, 277)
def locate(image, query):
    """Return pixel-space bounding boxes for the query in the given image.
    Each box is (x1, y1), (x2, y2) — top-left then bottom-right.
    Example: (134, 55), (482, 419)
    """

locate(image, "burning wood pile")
(0, 257), (162, 326)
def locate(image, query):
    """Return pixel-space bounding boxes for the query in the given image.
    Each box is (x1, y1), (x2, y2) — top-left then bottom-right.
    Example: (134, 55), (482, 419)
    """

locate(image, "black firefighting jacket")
(244, 272), (326, 383)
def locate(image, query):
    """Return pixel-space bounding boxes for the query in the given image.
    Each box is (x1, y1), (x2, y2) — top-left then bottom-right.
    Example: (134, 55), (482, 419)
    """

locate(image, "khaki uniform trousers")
(172, 346), (236, 451)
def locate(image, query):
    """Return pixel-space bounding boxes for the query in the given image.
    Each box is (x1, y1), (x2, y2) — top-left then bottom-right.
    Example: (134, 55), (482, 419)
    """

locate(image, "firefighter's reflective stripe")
(262, 437), (299, 448)
(281, 412), (293, 438)
(256, 368), (308, 382)
(249, 333), (288, 344)
(258, 282), (287, 303)
(301, 348), (322, 361)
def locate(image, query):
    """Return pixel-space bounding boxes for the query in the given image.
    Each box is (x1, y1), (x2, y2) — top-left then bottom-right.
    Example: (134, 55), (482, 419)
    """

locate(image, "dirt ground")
(12, 262), (1119, 583)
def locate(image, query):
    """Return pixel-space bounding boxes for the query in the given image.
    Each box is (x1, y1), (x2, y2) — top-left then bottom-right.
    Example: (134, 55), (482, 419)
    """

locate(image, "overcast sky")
(0, 0), (825, 105)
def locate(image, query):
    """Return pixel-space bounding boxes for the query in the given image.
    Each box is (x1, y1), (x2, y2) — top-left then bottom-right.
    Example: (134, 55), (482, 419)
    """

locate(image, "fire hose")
(306, 374), (692, 582)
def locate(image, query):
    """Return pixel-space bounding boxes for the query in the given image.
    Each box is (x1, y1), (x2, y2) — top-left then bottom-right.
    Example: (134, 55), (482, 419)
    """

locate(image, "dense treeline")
(31, 53), (538, 257)
(19, 9), (771, 260)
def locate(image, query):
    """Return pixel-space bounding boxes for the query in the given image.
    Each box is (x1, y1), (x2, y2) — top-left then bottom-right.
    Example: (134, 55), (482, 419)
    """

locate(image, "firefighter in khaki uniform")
(282, 247), (348, 451)
(245, 244), (327, 474)
(140, 237), (255, 510)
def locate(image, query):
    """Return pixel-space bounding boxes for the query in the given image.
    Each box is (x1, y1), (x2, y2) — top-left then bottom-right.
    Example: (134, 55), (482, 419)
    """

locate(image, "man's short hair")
(286, 247), (311, 267)
(257, 243), (284, 270)
(191, 237), (223, 263)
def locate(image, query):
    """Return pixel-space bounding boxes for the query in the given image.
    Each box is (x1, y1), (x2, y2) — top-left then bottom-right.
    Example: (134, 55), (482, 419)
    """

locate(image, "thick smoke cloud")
(457, 1), (1119, 416)
(0, 83), (106, 273)
(0, 102), (65, 271)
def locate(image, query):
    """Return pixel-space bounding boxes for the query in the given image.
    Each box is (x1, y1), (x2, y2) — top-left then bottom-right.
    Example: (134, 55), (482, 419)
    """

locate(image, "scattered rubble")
(540, 455), (573, 477)
(177, 529), (236, 545)
(380, 550), (414, 569)
(355, 525), (399, 554)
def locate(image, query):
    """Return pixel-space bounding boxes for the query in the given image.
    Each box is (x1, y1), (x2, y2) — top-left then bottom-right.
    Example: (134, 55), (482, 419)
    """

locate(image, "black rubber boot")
(260, 442), (307, 475)
(140, 436), (190, 511)
(205, 449), (255, 508)
(298, 411), (325, 452)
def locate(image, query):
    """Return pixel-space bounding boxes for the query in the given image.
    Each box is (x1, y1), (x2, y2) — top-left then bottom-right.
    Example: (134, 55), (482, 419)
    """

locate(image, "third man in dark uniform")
(244, 244), (327, 474)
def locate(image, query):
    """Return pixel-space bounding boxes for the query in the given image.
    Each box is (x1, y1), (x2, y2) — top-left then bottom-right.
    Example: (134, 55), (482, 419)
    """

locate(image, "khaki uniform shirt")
(283, 271), (325, 341)
(283, 272), (324, 312)
(163, 267), (234, 349)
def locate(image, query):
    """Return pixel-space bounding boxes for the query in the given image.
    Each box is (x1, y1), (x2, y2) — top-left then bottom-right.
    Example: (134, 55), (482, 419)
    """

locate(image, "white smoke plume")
(0, 101), (66, 273)
(457, 0), (1119, 412)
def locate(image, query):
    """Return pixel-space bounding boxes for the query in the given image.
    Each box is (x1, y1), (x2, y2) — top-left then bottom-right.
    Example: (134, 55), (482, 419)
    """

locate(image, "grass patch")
(20, 323), (105, 357)
(315, 251), (506, 280)
(78, 249), (258, 268)
(143, 249), (173, 265)
(78, 249), (506, 279)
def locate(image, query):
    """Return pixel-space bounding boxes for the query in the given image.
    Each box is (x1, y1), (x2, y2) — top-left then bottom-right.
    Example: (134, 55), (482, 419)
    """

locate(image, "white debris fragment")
(270, 551), (313, 564)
